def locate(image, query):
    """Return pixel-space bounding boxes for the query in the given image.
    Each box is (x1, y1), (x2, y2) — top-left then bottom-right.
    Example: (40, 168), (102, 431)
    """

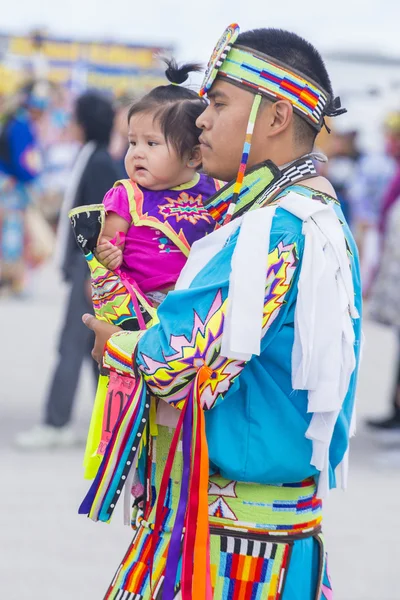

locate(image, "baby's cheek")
(124, 154), (135, 179)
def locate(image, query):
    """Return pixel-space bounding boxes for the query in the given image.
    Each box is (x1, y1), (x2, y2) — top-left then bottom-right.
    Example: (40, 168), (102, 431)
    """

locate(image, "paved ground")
(2, 263), (400, 600)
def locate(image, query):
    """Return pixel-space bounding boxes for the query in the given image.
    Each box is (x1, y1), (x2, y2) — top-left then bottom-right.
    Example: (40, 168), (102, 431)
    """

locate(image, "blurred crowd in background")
(2, 28), (400, 450)
(0, 78), (131, 294)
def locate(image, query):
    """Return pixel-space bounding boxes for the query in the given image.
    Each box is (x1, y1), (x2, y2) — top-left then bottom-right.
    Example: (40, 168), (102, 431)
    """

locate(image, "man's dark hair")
(75, 91), (115, 145)
(127, 59), (207, 159)
(237, 29), (334, 146)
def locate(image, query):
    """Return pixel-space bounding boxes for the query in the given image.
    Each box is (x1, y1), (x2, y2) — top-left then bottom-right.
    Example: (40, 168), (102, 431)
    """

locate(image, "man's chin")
(202, 160), (235, 183)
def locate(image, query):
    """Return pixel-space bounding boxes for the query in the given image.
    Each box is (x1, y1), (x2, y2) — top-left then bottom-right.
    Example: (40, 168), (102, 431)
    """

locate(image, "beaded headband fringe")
(224, 93), (261, 224)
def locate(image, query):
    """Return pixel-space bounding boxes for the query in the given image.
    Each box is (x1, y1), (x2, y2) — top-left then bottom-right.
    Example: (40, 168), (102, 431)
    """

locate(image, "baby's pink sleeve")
(103, 185), (131, 224)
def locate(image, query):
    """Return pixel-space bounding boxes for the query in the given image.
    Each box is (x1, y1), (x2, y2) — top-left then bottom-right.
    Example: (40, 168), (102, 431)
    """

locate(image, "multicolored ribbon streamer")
(150, 366), (212, 600)
(184, 366), (212, 600)
(79, 376), (150, 521)
(81, 360), (214, 599)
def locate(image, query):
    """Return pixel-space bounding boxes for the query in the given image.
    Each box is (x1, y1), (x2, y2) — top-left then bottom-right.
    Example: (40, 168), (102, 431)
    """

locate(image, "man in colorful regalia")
(80, 25), (362, 600)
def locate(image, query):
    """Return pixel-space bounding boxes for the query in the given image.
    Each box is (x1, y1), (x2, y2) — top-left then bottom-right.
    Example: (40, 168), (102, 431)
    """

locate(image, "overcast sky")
(2, 0), (399, 66)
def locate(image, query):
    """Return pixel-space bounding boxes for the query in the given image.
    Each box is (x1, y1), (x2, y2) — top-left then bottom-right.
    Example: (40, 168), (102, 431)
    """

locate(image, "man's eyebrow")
(207, 89), (229, 100)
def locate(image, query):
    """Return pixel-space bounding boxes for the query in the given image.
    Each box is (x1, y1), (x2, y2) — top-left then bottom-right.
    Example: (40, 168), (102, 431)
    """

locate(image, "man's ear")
(258, 99), (293, 138)
(268, 100), (293, 137)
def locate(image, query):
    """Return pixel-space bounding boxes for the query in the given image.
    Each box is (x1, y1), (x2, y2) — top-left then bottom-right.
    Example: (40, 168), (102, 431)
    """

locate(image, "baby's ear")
(187, 145), (202, 169)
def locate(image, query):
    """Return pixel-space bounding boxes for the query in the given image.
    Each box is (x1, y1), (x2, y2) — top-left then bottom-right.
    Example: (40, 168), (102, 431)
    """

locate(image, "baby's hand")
(95, 237), (123, 271)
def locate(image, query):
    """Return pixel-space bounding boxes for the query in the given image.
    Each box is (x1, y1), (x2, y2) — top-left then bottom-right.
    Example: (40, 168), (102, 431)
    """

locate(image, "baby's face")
(125, 112), (188, 190)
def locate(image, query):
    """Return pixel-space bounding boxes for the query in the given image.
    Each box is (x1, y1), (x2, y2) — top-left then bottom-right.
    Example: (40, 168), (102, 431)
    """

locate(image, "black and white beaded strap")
(255, 156), (318, 209)
(104, 398), (150, 519)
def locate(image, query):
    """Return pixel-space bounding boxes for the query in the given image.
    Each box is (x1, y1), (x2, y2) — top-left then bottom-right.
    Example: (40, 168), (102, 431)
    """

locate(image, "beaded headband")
(200, 23), (335, 132)
(199, 24), (345, 224)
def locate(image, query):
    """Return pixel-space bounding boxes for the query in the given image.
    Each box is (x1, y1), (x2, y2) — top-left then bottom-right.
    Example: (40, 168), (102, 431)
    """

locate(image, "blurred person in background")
(323, 129), (362, 227)
(349, 112), (398, 294)
(366, 111), (400, 440)
(378, 112), (400, 236)
(0, 80), (48, 295)
(16, 90), (120, 449)
(37, 83), (79, 227)
(109, 93), (131, 179)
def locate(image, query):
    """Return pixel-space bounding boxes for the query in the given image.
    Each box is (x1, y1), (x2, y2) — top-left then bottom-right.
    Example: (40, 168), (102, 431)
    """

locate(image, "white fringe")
(281, 193), (359, 498)
(175, 190), (360, 499)
(220, 191), (360, 498)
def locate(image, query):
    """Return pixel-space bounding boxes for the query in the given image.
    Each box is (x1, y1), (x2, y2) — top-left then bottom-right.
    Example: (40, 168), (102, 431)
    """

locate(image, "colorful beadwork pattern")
(203, 155), (317, 227)
(200, 24), (330, 132)
(200, 23), (240, 97)
(158, 191), (213, 225)
(203, 161), (280, 224)
(88, 251), (155, 330)
(104, 426), (323, 600)
(208, 474), (322, 535)
(211, 534), (290, 600)
(219, 46), (329, 131)
(105, 526), (292, 600)
(103, 330), (144, 375)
